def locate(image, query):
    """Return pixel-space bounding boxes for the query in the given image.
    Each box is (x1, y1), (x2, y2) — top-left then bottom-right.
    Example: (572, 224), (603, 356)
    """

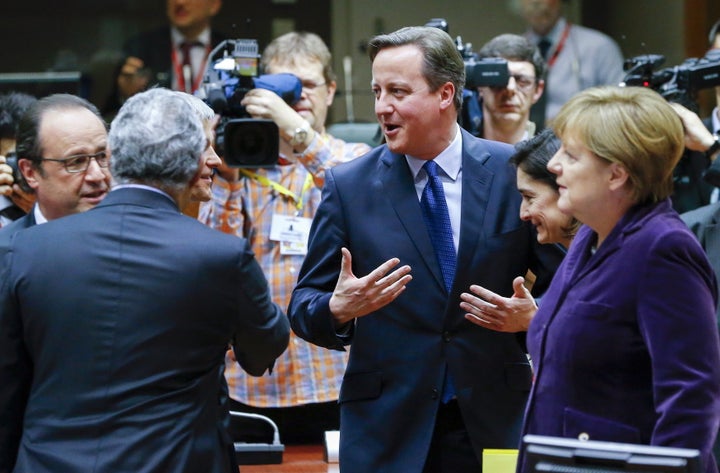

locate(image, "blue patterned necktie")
(421, 160), (457, 403)
(420, 160), (456, 292)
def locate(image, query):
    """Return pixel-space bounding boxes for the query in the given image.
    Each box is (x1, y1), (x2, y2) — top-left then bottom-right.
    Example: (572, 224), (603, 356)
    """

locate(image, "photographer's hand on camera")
(670, 102), (720, 161)
(117, 56), (152, 102)
(240, 88), (315, 153)
(0, 155), (13, 196)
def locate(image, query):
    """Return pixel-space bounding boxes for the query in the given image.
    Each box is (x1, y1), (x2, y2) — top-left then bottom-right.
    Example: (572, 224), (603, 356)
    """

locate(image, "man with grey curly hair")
(0, 87), (289, 473)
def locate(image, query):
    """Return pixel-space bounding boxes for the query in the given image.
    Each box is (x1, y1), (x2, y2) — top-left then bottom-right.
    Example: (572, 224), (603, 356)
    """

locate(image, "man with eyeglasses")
(475, 34), (546, 145)
(199, 31), (371, 444)
(0, 93), (111, 238)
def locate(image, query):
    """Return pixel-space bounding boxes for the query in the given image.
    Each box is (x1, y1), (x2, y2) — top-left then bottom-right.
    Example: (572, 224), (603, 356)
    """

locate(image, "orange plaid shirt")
(199, 132), (370, 407)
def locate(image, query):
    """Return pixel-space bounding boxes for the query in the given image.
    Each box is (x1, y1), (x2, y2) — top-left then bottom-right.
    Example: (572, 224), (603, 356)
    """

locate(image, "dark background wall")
(1, 0), (718, 122)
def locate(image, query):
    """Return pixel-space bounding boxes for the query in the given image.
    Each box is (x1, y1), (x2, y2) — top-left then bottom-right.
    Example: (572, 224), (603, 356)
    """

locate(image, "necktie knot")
(538, 38), (552, 60)
(179, 41), (202, 62)
(423, 159), (439, 178)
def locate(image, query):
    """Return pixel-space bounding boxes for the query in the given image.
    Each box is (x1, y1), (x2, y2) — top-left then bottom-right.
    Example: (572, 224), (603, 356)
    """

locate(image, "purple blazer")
(520, 198), (720, 473)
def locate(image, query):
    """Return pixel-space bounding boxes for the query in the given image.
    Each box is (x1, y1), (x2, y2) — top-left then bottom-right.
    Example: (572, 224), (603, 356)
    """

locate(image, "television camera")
(621, 50), (720, 188)
(425, 18), (510, 136)
(621, 49), (720, 112)
(196, 39), (302, 167)
(425, 18), (510, 90)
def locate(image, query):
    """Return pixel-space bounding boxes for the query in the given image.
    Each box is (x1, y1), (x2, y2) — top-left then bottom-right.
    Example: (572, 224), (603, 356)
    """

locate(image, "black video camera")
(425, 18), (511, 136)
(621, 49), (720, 112)
(425, 18), (510, 90)
(196, 39), (302, 167)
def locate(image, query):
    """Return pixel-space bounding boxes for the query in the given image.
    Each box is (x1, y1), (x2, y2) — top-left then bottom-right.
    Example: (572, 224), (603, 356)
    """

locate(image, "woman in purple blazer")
(518, 86), (720, 473)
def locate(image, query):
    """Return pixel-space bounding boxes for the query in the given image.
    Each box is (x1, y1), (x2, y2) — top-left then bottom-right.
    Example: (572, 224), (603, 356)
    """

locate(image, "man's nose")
(84, 157), (107, 181)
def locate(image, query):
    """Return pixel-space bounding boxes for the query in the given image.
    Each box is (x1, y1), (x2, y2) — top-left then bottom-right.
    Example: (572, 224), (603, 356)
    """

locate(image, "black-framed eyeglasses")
(491, 74), (537, 92)
(40, 151), (110, 173)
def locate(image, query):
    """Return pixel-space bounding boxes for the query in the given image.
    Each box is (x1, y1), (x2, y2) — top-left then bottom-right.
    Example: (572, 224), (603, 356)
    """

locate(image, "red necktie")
(179, 41), (202, 93)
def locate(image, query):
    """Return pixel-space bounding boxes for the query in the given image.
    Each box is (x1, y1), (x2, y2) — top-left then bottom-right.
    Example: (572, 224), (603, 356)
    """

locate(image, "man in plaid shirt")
(199, 31), (372, 443)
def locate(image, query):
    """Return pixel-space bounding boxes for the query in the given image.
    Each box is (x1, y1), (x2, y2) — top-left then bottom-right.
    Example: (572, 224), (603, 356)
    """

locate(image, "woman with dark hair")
(460, 128), (577, 333)
(511, 128), (579, 250)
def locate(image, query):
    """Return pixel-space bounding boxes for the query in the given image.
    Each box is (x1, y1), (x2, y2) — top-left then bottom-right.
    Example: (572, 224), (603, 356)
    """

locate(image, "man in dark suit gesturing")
(289, 26), (563, 473)
(0, 88), (290, 473)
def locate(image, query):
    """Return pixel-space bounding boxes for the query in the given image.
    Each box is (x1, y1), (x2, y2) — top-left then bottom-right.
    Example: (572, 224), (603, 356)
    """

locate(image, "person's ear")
(532, 79), (545, 105)
(209, 0), (222, 17)
(325, 80), (337, 107)
(439, 82), (455, 111)
(607, 162), (629, 192)
(18, 158), (40, 191)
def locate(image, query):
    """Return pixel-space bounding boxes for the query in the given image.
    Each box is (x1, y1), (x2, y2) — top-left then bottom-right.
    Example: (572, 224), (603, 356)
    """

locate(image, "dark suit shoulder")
(462, 132), (515, 166)
(0, 213), (35, 245)
(326, 144), (389, 180)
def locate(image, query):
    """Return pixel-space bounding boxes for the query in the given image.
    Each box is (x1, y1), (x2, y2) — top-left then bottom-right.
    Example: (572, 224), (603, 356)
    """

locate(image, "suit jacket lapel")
(379, 150), (446, 292)
(457, 143), (494, 284)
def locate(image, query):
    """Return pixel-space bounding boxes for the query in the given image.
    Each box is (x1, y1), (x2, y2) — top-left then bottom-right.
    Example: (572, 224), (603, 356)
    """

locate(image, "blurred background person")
(103, 0), (224, 118)
(199, 31), (370, 444)
(707, 18), (720, 137)
(669, 18), (720, 213)
(461, 128), (578, 333)
(517, 86), (720, 473)
(0, 91), (38, 226)
(475, 34), (546, 144)
(520, 0), (624, 127)
(0, 87), (289, 473)
(674, 82), (720, 470)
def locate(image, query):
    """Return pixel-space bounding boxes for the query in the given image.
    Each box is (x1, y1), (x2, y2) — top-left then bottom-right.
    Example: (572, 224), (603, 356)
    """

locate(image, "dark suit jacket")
(0, 187), (289, 473)
(683, 202), (720, 327)
(0, 210), (36, 239)
(682, 201), (720, 469)
(288, 129), (564, 472)
(103, 27), (226, 116)
(522, 200), (720, 473)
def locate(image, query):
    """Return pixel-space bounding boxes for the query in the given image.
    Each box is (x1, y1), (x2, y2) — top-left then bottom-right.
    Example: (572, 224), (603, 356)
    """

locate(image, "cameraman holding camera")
(678, 18), (720, 469)
(475, 34), (546, 145)
(0, 91), (37, 228)
(198, 31), (371, 443)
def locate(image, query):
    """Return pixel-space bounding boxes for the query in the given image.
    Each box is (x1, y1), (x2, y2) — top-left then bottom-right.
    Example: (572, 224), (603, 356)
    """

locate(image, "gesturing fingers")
(330, 249), (412, 324)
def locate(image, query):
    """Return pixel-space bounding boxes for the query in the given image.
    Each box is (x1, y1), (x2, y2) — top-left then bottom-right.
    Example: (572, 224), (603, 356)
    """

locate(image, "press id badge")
(269, 214), (312, 255)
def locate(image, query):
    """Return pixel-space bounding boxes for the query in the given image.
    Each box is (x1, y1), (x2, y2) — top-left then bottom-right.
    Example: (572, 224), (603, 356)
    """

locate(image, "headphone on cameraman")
(709, 18), (720, 46)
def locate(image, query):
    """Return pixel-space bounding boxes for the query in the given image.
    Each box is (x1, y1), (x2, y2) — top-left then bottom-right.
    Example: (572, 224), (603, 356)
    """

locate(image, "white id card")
(270, 214), (312, 255)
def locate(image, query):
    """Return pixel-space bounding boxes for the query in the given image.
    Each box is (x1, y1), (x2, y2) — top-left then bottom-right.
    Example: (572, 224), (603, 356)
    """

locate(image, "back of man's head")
(478, 33), (547, 81)
(109, 88), (205, 192)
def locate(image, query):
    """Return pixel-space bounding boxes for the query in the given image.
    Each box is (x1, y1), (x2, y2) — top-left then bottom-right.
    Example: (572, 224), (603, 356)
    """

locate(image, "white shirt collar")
(33, 204), (48, 225)
(405, 125), (463, 181)
(171, 26), (211, 48)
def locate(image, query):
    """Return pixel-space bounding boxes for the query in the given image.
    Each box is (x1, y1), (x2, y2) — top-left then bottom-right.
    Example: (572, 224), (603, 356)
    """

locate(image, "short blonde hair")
(551, 86), (684, 205)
